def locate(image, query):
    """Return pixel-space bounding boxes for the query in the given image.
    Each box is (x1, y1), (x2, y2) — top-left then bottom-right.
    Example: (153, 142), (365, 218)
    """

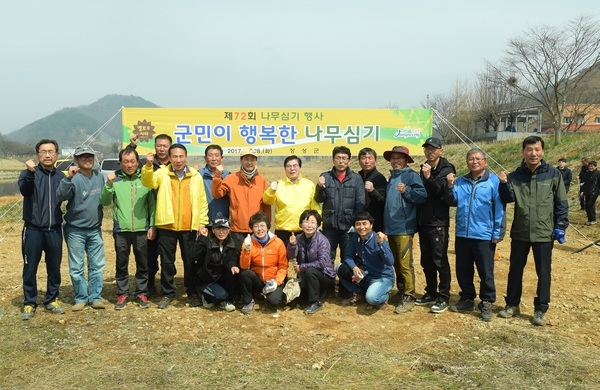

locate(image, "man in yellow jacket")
(142, 143), (209, 309)
(262, 155), (321, 246)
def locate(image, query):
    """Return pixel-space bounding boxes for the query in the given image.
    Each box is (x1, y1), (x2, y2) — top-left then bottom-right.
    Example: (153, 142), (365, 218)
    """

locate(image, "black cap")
(422, 137), (443, 148)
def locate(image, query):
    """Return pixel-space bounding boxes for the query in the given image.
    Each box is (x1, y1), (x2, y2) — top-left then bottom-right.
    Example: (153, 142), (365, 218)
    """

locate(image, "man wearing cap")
(358, 147), (387, 233)
(141, 143), (209, 309)
(57, 145), (107, 311)
(19, 139), (66, 319)
(382, 146), (427, 314)
(212, 147), (270, 248)
(416, 137), (456, 313)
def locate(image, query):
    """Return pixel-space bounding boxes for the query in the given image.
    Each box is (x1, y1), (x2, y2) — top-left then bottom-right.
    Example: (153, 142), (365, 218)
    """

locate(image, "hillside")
(8, 94), (158, 150)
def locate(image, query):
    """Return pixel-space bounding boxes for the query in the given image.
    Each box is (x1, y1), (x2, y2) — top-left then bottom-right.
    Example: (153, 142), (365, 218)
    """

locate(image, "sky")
(1, 0), (600, 134)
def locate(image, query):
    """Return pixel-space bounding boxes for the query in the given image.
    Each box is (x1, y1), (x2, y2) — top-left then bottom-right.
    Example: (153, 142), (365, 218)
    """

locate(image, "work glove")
(262, 279), (277, 294)
(270, 181), (278, 192)
(552, 228), (566, 244)
(244, 234), (252, 252)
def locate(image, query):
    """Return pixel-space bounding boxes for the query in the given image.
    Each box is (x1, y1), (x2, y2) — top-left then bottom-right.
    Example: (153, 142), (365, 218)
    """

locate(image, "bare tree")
(495, 16), (600, 144)
(428, 80), (477, 144)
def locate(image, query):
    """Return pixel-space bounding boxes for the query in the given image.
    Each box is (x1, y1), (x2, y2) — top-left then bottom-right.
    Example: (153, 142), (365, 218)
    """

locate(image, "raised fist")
(270, 181), (278, 192)
(25, 159), (36, 172)
(146, 153), (155, 167)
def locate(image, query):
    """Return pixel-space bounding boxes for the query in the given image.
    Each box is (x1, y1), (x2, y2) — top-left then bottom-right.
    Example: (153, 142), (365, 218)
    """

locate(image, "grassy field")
(1, 133), (600, 389)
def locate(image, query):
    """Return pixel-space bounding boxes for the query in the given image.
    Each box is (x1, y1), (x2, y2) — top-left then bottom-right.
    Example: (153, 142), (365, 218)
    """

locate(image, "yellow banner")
(122, 108), (432, 156)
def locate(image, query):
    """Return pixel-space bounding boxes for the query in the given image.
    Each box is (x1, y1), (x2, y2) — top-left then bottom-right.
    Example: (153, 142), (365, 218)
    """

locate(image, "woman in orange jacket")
(239, 212), (288, 314)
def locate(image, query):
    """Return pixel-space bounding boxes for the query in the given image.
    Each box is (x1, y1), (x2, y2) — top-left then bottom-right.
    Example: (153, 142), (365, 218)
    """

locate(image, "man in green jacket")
(497, 136), (569, 326)
(100, 147), (156, 309)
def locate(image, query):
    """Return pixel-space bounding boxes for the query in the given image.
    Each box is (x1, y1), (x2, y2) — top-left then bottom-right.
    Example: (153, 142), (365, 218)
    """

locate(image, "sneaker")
(533, 310), (546, 326)
(220, 301), (236, 312)
(341, 292), (364, 306)
(22, 305), (36, 320)
(415, 293), (437, 306)
(451, 299), (475, 313)
(91, 300), (106, 310)
(394, 295), (415, 314)
(241, 299), (255, 315)
(157, 296), (173, 309)
(136, 294), (150, 308)
(586, 221), (597, 225)
(498, 305), (520, 318)
(115, 295), (128, 310)
(304, 301), (324, 314)
(44, 299), (65, 314)
(430, 300), (449, 313)
(200, 295), (214, 309)
(188, 294), (202, 308)
(479, 301), (493, 322)
(72, 302), (86, 312)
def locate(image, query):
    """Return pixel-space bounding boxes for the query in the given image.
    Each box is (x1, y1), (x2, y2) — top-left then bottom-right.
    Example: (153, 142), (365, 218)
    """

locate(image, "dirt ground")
(1, 162), (599, 388)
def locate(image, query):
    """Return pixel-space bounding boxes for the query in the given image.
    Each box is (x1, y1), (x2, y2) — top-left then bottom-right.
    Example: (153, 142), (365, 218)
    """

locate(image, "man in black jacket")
(315, 146), (366, 265)
(358, 147), (387, 232)
(416, 137), (456, 313)
(581, 161), (600, 225)
(18, 139), (66, 320)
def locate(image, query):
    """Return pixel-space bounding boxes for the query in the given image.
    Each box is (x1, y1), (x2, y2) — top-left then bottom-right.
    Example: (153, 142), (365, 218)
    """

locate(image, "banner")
(122, 108), (432, 156)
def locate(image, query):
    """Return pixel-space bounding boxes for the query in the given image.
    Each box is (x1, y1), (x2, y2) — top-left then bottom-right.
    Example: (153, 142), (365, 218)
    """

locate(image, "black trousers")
(114, 231), (148, 296)
(22, 227), (63, 307)
(454, 237), (496, 303)
(418, 226), (451, 301)
(300, 267), (335, 304)
(505, 239), (553, 313)
(157, 228), (194, 298)
(239, 269), (285, 306)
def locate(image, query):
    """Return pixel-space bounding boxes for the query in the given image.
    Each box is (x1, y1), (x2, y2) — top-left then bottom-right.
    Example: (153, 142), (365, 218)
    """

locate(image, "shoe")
(157, 296), (173, 309)
(188, 294), (202, 308)
(115, 295), (128, 310)
(200, 295), (214, 309)
(304, 301), (324, 314)
(91, 300), (106, 310)
(430, 300), (449, 313)
(533, 310), (546, 326)
(498, 305), (520, 318)
(341, 292), (364, 306)
(22, 305), (36, 320)
(394, 295), (415, 314)
(220, 301), (235, 312)
(72, 302), (86, 312)
(44, 299), (65, 314)
(451, 299), (475, 313)
(241, 299), (255, 315)
(415, 293), (437, 306)
(586, 221), (597, 225)
(136, 294), (150, 308)
(479, 301), (493, 322)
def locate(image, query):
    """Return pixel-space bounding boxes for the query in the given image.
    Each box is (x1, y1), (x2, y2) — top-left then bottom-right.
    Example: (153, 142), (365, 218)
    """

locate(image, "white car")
(100, 158), (121, 182)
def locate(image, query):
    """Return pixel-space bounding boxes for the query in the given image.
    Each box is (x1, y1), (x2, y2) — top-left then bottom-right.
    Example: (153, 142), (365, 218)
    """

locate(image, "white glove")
(244, 234), (252, 252)
(262, 279), (277, 294)
(270, 181), (278, 191)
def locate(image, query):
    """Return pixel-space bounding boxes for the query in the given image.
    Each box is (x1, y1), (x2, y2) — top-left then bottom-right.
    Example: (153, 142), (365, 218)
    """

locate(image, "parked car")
(54, 159), (76, 175)
(100, 158), (121, 182)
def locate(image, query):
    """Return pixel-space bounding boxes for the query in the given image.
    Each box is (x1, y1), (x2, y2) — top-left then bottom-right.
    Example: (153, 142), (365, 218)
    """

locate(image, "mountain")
(8, 94), (159, 152)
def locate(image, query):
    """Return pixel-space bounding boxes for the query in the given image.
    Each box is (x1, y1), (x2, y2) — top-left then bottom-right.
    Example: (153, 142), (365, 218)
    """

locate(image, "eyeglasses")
(252, 223), (268, 230)
(334, 156), (349, 162)
(77, 155), (95, 160)
(467, 157), (485, 163)
(37, 150), (57, 156)
(285, 164), (300, 169)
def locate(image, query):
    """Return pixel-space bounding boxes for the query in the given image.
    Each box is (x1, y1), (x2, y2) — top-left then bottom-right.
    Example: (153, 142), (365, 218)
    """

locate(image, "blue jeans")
(323, 228), (350, 264)
(338, 274), (394, 306)
(64, 225), (106, 304)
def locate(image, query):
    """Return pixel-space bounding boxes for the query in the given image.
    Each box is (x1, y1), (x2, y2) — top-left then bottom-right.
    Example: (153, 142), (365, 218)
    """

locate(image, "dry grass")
(1, 133), (600, 389)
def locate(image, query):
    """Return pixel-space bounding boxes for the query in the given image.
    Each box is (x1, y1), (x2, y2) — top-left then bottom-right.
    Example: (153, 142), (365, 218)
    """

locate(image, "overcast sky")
(1, 1), (599, 134)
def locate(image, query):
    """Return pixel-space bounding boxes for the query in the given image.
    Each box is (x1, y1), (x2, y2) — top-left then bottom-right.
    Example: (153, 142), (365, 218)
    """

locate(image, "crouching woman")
(287, 210), (335, 314)
(239, 212), (288, 314)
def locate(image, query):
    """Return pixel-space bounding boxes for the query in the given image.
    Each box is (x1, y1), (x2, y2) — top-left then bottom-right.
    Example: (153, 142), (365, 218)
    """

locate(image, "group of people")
(20, 134), (569, 326)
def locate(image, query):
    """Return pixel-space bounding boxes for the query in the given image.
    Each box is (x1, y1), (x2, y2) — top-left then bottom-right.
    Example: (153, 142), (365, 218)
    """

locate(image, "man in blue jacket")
(19, 139), (66, 320)
(337, 211), (395, 308)
(444, 148), (504, 322)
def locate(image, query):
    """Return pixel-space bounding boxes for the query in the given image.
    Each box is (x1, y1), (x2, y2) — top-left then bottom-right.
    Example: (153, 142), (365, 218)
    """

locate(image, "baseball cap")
(422, 137), (443, 148)
(213, 217), (230, 228)
(383, 146), (414, 163)
(73, 146), (96, 157)
(240, 147), (257, 158)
